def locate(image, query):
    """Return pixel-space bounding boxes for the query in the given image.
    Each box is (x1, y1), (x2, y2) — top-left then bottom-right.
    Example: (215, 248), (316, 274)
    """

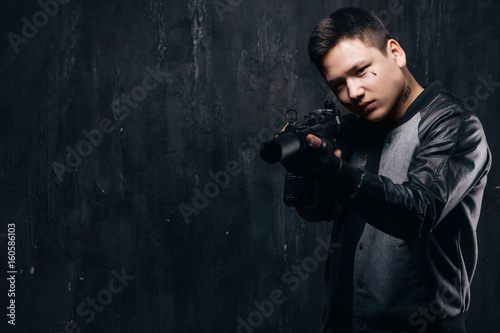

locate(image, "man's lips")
(360, 101), (376, 112)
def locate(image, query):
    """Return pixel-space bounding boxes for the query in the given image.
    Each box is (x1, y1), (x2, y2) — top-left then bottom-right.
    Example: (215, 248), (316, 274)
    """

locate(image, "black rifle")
(259, 100), (341, 164)
(260, 100), (343, 207)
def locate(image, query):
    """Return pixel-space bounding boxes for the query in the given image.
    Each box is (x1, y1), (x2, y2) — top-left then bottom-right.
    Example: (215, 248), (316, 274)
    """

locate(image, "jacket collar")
(391, 81), (444, 129)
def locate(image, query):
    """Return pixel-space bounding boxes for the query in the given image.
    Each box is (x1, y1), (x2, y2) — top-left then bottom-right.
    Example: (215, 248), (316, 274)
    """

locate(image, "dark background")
(0, 0), (499, 332)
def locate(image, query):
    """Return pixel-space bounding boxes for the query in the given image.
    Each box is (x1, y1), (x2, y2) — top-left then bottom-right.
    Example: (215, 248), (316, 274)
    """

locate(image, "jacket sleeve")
(337, 109), (491, 241)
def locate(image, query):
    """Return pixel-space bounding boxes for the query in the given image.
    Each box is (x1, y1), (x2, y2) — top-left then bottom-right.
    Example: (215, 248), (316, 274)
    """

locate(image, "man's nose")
(347, 78), (365, 102)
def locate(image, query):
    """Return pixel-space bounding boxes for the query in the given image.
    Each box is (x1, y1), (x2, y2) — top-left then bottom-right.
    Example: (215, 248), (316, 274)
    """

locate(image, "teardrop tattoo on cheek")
(370, 70), (377, 76)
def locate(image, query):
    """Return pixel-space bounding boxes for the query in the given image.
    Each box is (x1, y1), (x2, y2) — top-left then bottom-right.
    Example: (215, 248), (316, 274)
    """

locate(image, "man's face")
(322, 38), (406, 123)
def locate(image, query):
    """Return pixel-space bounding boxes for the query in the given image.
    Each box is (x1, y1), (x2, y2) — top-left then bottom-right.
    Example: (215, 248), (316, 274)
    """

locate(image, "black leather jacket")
(308, 82), (492, 333)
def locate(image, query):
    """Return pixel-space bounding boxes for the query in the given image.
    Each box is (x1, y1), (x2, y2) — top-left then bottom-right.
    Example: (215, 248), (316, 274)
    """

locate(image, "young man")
(284, 7), (491, 333)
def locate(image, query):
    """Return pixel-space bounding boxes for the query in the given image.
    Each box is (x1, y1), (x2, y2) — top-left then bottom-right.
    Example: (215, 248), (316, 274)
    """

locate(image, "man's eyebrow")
(348, 61), (367, 72)
(326, 61), (366, 86)
(326, 77), (340, 87)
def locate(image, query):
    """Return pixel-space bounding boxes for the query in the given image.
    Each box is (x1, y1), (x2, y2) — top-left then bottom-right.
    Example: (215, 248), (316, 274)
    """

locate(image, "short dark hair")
(308, 7), (393, 75)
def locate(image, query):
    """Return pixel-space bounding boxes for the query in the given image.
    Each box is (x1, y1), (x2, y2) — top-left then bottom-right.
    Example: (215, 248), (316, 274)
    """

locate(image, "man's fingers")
(277, 123), (289, 135)
(306, 135), (343, 158)
(306, 134), (322, 149)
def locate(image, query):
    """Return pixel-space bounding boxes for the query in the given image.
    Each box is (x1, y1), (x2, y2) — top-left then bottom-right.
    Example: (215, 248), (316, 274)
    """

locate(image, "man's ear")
(386, 39), (406, 68)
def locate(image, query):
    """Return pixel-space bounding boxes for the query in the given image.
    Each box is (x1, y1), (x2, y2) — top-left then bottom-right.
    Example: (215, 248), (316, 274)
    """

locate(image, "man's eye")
(331, 83), (343, 92)
(357, 66), (368, 75)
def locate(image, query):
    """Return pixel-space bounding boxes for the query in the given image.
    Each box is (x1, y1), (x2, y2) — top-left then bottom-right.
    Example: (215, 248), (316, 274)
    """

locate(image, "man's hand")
(306, 134), (343, 158)
(280, 132), (362, 202)
(304, 133), (362, 201)
(280, 134), (343, 177)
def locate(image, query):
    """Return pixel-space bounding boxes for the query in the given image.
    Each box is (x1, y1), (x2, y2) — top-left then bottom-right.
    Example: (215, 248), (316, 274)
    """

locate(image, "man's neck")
(385, 73), (424, 125)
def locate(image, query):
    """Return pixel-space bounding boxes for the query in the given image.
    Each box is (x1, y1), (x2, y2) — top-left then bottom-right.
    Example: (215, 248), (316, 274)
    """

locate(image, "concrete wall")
(0, 0), (499, 332)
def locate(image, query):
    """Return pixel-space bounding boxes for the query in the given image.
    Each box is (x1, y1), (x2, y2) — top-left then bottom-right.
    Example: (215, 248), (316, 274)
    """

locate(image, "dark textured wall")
(0, 0), (499, 332)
